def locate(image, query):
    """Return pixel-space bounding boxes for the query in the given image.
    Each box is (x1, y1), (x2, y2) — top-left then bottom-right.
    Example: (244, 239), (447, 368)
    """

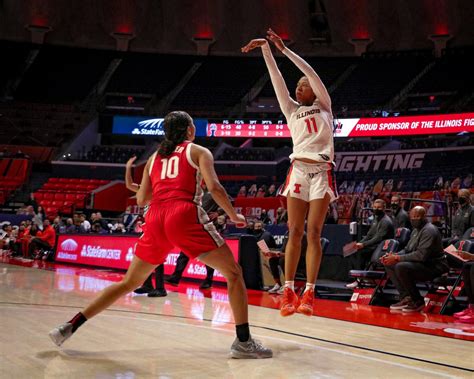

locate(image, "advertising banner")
(112, 116), (208, 137)
(55, 235), (239, 283)
(113, 113), (474, 139)
(334, 113), (474, 137)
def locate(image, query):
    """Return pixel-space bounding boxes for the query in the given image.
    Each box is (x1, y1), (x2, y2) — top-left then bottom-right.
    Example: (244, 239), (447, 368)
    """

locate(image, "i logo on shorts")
(294, 184), (302, 194)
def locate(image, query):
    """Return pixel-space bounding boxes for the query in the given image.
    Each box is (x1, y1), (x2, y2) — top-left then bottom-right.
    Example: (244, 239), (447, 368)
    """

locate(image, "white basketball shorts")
(279, 160), (338, 202)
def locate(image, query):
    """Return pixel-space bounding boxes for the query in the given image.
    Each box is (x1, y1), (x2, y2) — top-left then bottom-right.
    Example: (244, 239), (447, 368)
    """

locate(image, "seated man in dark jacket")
(444, 188), (474, 247)
(267, 231), (307, 294)
(390, 194), (411, 230)
(346, 199), (394, 288)
(382, 206), (449, 313)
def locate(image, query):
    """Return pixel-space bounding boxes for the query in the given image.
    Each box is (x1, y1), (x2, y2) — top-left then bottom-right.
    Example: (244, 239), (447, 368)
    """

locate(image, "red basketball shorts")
(134, 201), (225, 265)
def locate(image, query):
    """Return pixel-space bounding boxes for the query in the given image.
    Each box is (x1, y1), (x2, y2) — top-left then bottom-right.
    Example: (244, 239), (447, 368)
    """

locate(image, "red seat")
(54, 193), (65, 200)
(49, 178), (59, 182)
(65, 193), (76, 201)
(45, 207), (58, 215)
(34, 192), (44, 201)
(43, 192), (54, 200)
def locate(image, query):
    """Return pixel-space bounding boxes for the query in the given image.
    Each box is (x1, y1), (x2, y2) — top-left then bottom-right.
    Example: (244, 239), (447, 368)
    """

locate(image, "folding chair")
(349, 239), (400, 305)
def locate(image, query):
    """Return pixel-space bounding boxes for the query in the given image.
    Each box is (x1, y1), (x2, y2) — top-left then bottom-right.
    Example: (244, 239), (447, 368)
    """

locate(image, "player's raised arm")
(125, 156), (140, 193)
(267, 28), (331, 113)
(136, 154), (154, 206)
(193, 145), (246, 227)
(242, 38), (298, 120)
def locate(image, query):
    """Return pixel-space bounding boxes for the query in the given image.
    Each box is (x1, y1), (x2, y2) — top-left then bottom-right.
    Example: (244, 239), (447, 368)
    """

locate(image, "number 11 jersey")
(288, 102), (334, 164)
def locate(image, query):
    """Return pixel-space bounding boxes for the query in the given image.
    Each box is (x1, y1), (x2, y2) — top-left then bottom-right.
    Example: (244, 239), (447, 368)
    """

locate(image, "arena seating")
(34, 178), (109, 216)
(403, 48), (474, 113)
(219, 147), (275, 161)
(14, 45), (115, 103)
(336, 148), (473, 194)
(331, 51), (432, 113)
(0, 40), (31, 93)
(171, 56), (267, 111)
(410, 49), (474, 95)
(0, 158), (30, 205)
(70, 145), (146, 163)
(0, 101), (89, 147)
(258, 56), (355, 98)
(106, 53), (195, 96)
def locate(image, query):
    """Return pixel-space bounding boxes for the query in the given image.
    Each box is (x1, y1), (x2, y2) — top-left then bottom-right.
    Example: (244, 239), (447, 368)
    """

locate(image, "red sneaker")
(280, 287), (300, 317)
(453, 308), (471, 318)
(297, 289), (315, 316)
(458, 312), (474, 324)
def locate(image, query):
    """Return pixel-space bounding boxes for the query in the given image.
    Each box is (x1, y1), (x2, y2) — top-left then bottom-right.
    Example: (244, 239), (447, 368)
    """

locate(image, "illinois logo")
(60, 239), (78, 251)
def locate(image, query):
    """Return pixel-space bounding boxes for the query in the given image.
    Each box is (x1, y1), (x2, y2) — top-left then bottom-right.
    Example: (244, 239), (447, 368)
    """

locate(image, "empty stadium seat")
(54, 193), (65, 201)
(65, 194), (76, 201)
(394, 228), (411, 249)
(43, 192), (54, 200)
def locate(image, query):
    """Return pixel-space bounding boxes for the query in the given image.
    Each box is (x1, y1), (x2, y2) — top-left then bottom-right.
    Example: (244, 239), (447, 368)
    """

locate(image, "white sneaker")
(268, 284), (281, 294)
(277, 286), (285, 294)
(345, 281), (359, 289)
(230, 337), (273, 359)
(49, 322), (73, 346)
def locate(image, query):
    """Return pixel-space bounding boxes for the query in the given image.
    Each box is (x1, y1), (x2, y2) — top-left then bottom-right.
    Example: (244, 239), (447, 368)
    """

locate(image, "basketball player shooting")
(49, 111), (272, 359)
(242, 29), (338, 317)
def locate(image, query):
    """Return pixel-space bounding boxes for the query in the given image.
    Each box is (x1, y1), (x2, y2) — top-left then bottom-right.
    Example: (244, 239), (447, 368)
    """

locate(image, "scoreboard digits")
(207, 119), (290, 137)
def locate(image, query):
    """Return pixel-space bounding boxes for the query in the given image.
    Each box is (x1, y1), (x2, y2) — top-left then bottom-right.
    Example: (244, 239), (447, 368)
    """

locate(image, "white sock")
(284, 281), (294, 291)
(304, 283), (315, 293)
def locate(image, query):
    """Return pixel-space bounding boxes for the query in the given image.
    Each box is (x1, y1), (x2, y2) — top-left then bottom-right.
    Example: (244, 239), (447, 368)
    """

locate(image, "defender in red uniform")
(135, 139), (224, 264)
(49, 111), (272, 359)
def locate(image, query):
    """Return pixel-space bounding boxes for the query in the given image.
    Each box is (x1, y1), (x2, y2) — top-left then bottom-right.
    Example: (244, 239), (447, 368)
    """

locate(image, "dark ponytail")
(157, 111), (192, 157)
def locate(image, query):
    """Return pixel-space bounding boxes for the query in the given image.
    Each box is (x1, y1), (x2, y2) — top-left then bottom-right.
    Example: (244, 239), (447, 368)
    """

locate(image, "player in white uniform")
(242, 29), (337, 317)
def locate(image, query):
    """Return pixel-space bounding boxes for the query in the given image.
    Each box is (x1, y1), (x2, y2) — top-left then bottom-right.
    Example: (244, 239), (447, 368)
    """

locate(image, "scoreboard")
(112, 113), (474, 138)
(207, 119), (290, 138)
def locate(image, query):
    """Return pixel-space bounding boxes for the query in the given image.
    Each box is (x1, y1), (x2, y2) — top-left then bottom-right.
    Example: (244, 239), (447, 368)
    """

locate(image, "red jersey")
(135, 141), (225, 264)
(149, 141), (203, 206)
(37, 225), (56, 247)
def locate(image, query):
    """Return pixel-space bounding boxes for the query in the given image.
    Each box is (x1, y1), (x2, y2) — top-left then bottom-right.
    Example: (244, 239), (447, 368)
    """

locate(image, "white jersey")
(261, 44), (334, 164)
(288, 102), (334, 163)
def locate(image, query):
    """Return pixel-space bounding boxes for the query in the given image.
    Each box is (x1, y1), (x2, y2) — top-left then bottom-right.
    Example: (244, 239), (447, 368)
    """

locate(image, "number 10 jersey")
(149, 141), (203, 206)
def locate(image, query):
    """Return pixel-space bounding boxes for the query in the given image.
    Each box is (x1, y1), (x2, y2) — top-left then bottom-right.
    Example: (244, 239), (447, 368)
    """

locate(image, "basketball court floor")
(1, 257), (473, 378)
